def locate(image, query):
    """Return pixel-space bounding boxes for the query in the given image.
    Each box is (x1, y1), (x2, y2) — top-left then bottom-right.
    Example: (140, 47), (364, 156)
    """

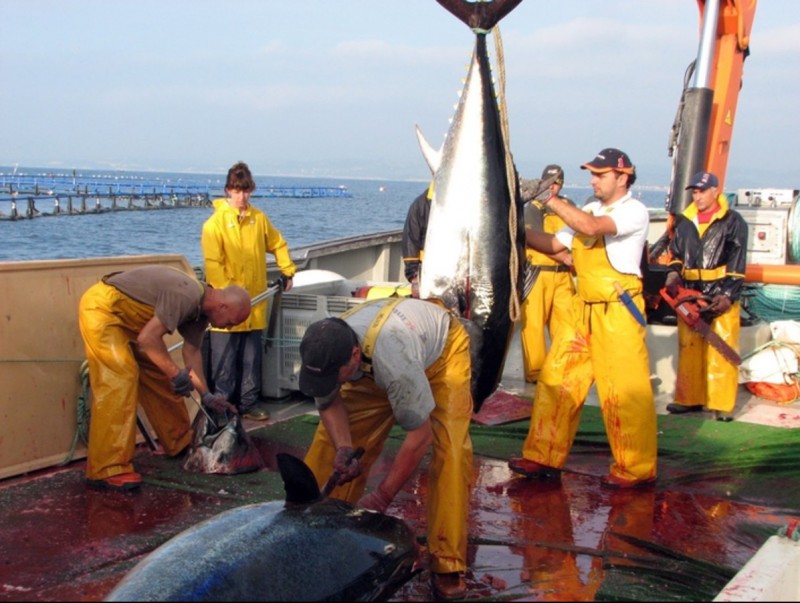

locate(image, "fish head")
(182, 414), (264, 475)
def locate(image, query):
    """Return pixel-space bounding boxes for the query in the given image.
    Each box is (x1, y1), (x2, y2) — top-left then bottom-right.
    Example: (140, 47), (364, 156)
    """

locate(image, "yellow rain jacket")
(201, 199), (296, 332)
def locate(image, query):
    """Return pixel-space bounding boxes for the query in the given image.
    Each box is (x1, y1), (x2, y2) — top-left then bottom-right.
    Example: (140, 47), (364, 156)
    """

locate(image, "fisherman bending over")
(78, 265), (250, 491)
(299, 297), (472, 600)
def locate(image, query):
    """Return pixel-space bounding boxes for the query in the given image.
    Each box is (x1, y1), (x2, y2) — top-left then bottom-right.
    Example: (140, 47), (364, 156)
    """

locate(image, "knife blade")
(613, 281), (647, 327)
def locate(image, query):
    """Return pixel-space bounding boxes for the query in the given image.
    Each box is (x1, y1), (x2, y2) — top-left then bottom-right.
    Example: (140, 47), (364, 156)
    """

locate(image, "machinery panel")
(736, 207), (789, 265)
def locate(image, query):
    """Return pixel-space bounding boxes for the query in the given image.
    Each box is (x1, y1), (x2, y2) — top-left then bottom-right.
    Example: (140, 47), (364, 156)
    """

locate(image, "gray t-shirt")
(315, 298), (451, 431)
(103, 265), (208, 347)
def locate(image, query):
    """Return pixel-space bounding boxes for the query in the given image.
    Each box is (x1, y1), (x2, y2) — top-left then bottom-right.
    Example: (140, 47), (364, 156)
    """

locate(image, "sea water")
(0, 168), (667, 267)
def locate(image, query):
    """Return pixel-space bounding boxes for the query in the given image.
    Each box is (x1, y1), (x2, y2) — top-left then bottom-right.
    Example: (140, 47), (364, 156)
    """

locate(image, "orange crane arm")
(698, 0), (757, 192)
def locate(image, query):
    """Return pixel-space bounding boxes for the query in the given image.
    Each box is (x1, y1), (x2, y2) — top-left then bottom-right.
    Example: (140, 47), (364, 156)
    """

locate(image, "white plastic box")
(261, 270), (363, 399)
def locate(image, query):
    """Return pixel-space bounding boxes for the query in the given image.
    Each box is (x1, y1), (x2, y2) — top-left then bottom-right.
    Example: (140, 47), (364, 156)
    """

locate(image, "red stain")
(2, 423), (797, 602)
(481, 573), (507, 589)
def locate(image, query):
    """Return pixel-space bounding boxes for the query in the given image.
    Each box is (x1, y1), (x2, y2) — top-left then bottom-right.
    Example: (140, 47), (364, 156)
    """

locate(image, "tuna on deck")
(1, 392), (798, 602)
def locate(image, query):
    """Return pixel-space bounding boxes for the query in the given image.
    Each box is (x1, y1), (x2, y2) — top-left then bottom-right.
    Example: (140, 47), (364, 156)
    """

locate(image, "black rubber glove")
(170, 368), (194, 396)
(201, 392), (238, 415)
(333, 446), (362, 485)
(708, 294), (732, 317)
(664, 271), (683, 298)
(280, 275), (293, 291)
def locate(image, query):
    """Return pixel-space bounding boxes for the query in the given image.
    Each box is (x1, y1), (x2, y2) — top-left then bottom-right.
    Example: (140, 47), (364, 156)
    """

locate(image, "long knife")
(319, 447), (365, 499)
(659, 287), (742, 366)
(613, 281), (647, 327)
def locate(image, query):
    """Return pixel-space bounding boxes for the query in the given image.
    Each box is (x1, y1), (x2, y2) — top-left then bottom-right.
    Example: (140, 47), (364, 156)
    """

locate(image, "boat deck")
(1, 326), (799, 602)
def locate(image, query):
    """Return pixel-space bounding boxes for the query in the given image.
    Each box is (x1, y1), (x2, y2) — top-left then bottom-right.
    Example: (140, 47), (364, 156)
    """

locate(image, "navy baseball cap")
(541, 164), (564, 184)
(685, 171), (719, 191)
(298, 317), (357, 397)
(581, 148), (635, 175)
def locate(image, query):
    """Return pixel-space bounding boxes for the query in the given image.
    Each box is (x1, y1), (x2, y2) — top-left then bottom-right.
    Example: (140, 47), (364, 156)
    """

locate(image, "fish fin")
(277, 453), (322, 504)
(415, 125), (441, 175)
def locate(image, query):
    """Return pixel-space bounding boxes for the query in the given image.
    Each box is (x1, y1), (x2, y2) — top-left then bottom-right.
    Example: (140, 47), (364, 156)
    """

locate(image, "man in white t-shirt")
(508, 148), (658, 490)
(298, 298), (473, 600)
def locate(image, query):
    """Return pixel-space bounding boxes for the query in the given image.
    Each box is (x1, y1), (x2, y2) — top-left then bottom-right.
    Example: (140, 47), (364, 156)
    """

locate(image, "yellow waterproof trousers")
(304, 317), (473, 574)
(520, 267), (575, 382)
(521, 235), (657, 482)
(78, 282), (192, 481)
(674, 302), (740, 413)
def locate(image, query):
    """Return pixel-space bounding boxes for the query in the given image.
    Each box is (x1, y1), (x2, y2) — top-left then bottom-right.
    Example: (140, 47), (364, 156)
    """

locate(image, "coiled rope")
(59, 360), (91, 465)
(747, 284), (800, 323)
(492, 24), (522, 323)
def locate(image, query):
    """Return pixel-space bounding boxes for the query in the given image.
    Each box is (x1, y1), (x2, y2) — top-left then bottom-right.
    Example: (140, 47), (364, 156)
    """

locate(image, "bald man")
(78, 265), (251, 491)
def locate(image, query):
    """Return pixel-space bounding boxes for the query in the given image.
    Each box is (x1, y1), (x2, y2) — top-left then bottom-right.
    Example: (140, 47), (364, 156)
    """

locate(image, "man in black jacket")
(663, 171), (748, 422)
(401, 183), (433, 298)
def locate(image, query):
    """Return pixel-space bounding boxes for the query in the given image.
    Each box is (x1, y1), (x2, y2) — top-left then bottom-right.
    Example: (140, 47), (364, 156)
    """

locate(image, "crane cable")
(492, 24), (522, 323)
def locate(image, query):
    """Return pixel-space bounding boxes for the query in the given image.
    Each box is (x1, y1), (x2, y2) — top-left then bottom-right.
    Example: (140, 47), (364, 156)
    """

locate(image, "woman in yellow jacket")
(201, 161), (296, 420)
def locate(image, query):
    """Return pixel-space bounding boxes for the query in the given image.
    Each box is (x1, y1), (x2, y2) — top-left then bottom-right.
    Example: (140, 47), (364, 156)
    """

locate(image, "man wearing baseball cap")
(298, 297), (473, 600)
(509, 147), (658, 489)
(519, 164), (576, 383)
(663, 171), (748, 421)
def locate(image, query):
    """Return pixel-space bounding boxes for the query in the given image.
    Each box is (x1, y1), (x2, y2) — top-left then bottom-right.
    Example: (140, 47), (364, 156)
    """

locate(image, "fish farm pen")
(0, 172), (352, 220)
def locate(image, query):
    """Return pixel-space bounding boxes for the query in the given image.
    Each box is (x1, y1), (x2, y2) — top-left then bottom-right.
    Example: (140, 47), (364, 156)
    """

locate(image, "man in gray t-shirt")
(299, 297), (473, 600)
(79, 265), (251, 492)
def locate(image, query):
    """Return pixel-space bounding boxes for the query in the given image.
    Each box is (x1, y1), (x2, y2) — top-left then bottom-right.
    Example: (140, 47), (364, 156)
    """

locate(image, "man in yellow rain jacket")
(509, 148), (657, 490)
(201, 161), (296, 421)
(299, 298), (473, 600)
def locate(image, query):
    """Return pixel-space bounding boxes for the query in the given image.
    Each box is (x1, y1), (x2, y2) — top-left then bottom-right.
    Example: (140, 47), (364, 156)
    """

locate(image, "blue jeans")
(208, 330), (263, 412)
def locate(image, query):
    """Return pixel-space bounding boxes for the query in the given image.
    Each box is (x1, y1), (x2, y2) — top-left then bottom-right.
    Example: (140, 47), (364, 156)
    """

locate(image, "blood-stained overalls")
(303, 298), (473, 575)
(521, 221), (658, 483)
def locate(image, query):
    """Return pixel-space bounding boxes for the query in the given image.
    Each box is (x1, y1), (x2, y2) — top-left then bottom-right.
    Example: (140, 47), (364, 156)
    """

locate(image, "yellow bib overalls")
(78, 282), (193, 481)
(303, 300), (474, 574)
(520, 208), (576, 382)
(521, 232), (658, 482)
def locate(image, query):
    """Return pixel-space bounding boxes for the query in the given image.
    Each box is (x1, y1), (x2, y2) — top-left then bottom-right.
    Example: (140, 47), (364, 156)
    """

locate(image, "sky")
(1, 0), (798, 189)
